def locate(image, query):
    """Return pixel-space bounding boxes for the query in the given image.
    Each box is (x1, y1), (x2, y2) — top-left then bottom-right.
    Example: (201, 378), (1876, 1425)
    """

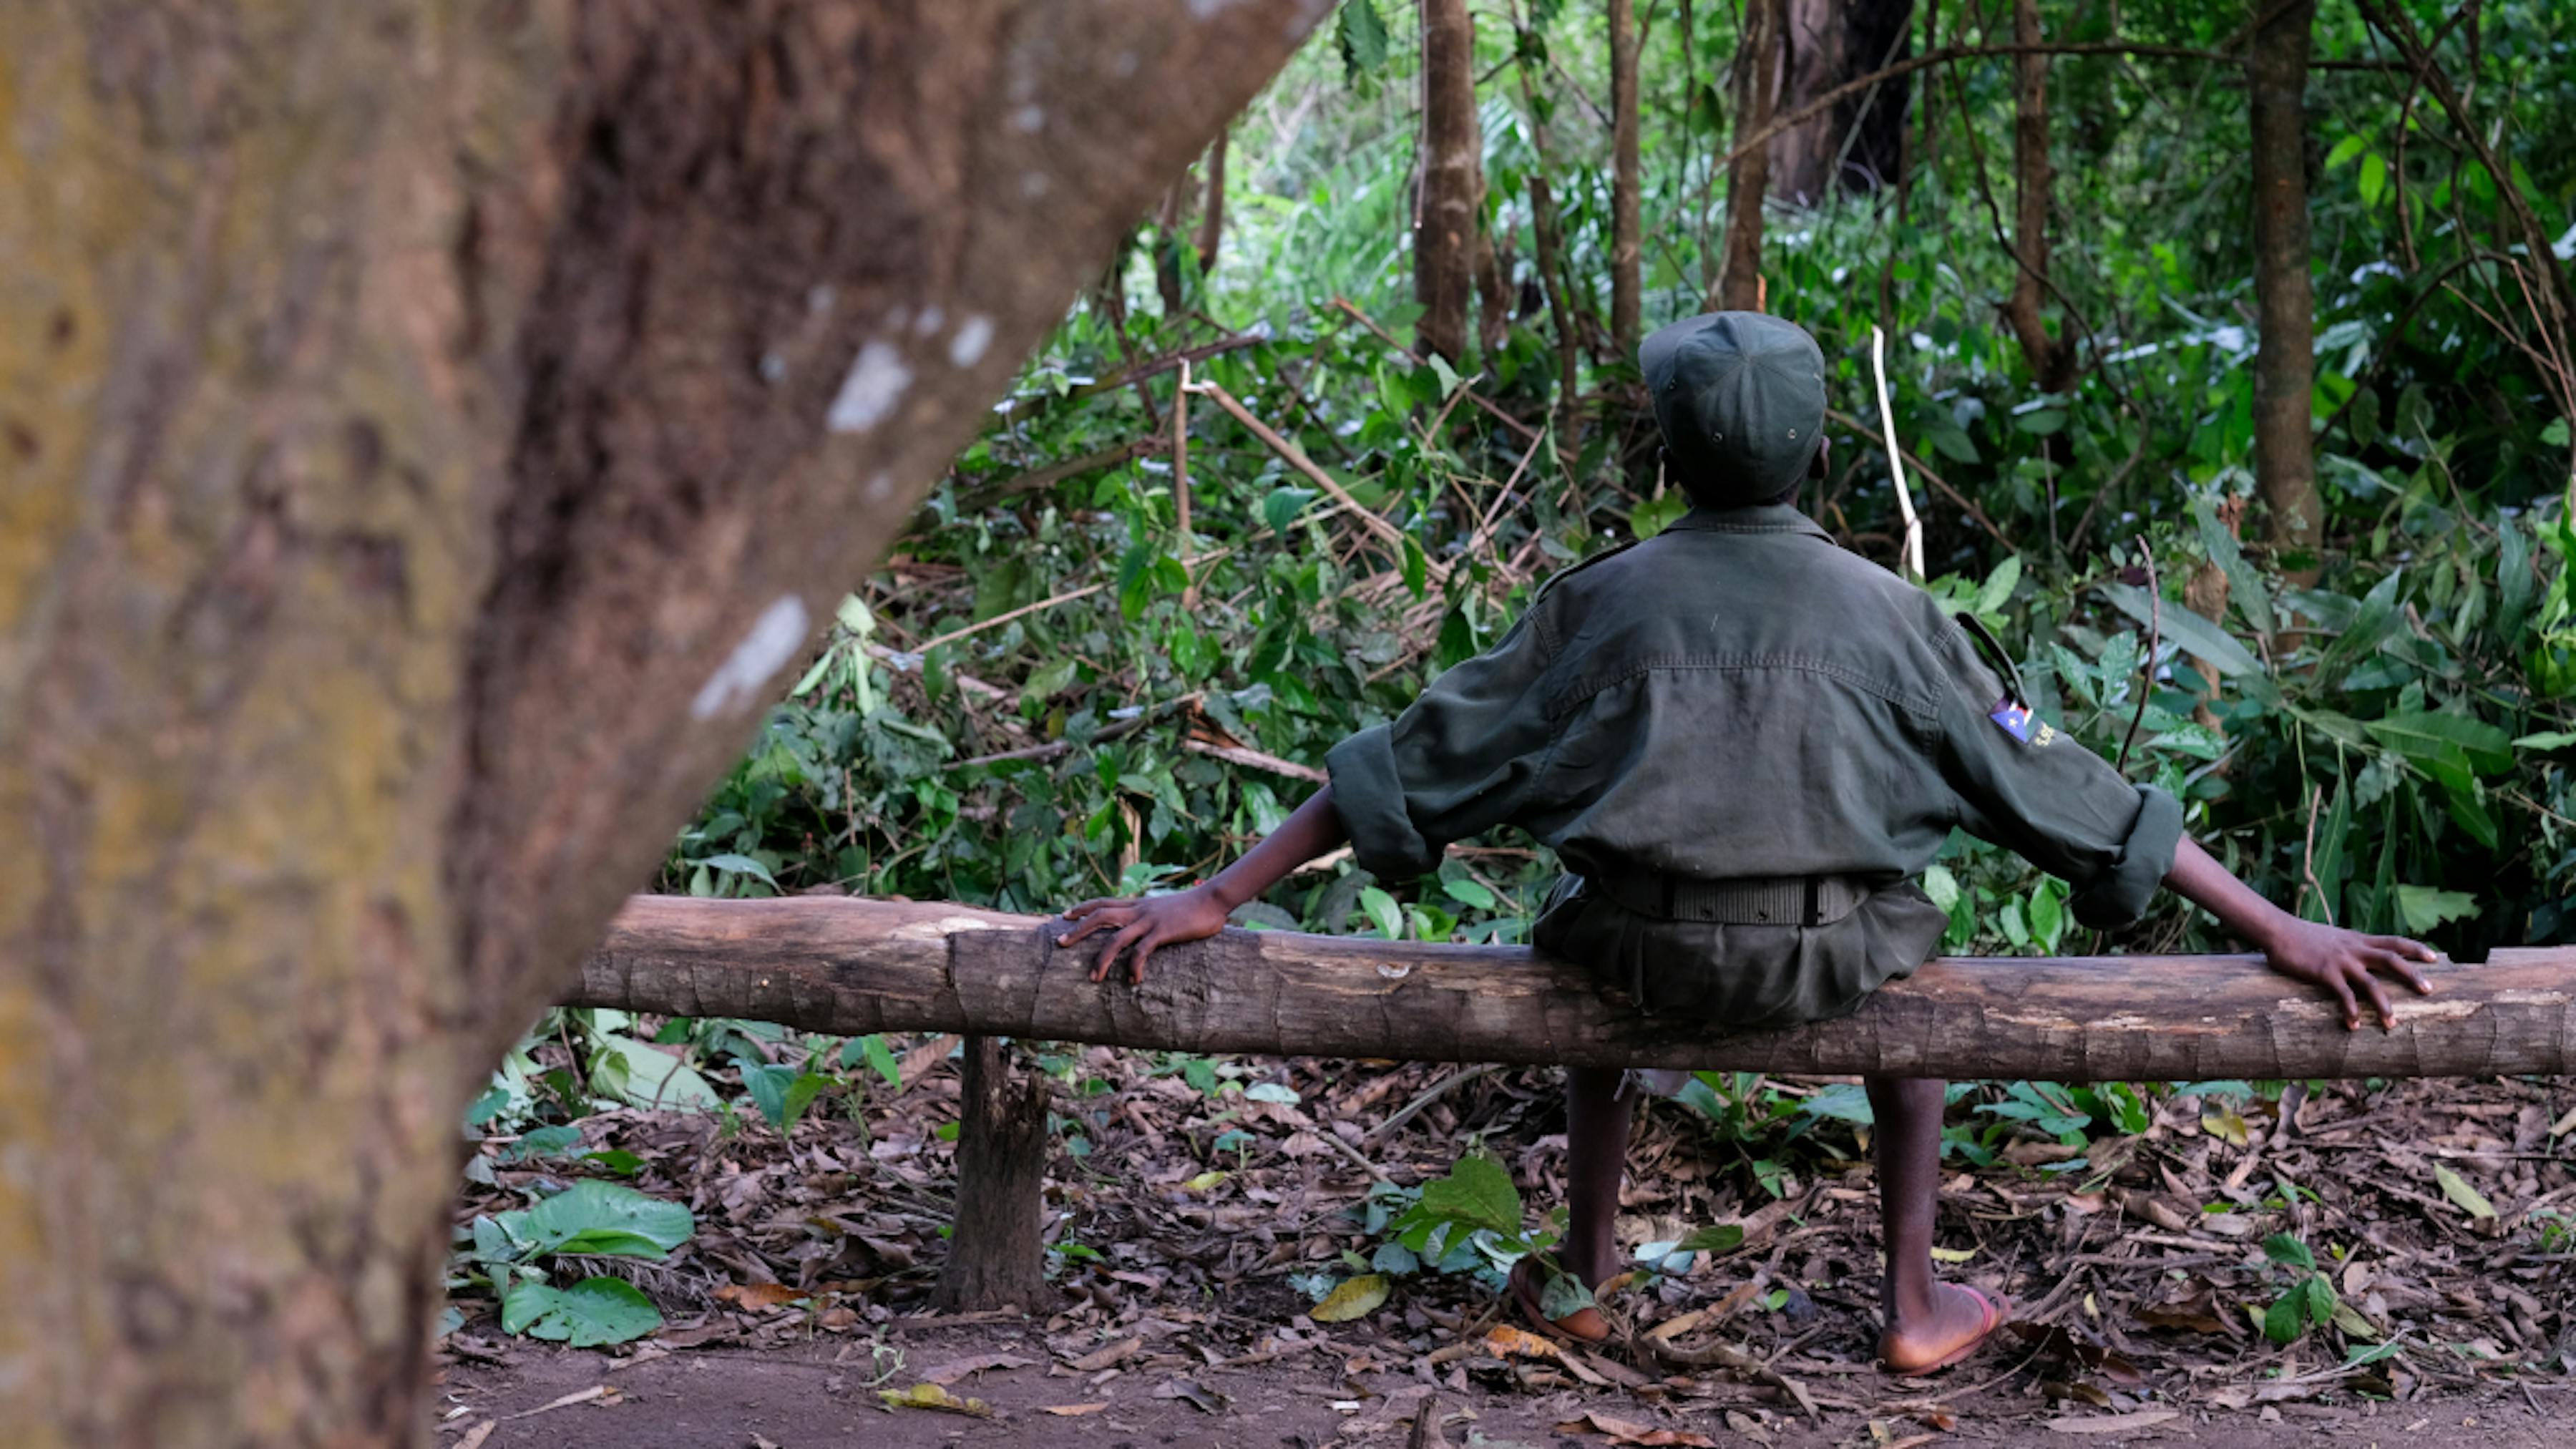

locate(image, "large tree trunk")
(0, 2), (1319, 1443)
(1415, 0), (1480, 363)
(2250, 0), (2321, 580)
(1770, 0), (1913, 203)
(2006, 0), (2074, 392)
(1609, 0), (1643, 353)
(1711, 0), (1783, 312)
(572, 897), (2575, 1083)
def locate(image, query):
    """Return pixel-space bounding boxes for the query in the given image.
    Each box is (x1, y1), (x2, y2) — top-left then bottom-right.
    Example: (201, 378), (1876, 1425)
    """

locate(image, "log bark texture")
(0, 2), (1320, 1443)
(574, 897), (2576, 1083)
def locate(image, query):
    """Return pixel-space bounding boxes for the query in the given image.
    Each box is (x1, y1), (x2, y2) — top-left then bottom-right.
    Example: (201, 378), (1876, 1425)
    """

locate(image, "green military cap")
(1641, 312), (1828, 504)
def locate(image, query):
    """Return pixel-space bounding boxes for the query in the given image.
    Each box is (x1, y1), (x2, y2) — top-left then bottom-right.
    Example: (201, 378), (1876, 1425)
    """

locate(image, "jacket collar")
(1661, 502), (1833, 540)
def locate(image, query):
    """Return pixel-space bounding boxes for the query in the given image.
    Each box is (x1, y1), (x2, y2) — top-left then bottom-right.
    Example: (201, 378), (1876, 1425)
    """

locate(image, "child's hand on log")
(2259, 918), (2438, 1030)
(1057, 888), (1230, 985)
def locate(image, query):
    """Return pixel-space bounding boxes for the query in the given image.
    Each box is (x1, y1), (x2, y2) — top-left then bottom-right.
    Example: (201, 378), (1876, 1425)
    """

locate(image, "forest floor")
(434, 1045), (2576, 1448)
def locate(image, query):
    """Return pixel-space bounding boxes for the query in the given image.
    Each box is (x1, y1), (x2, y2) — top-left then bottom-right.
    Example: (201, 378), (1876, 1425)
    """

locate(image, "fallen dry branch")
(570, 897), (2576, 1081)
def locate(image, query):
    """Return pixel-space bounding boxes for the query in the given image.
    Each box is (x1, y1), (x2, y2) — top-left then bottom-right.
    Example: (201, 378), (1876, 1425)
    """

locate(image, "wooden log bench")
(566, 895), (2576, 1307)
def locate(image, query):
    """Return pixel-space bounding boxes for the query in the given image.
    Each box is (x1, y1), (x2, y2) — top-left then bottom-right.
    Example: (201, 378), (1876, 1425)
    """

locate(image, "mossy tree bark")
(2249, 0), (2321, 580)
(1415, 0), (1481, 364)
(0, 1), (1322, 1443)
(1771, 0), (1913, 203)
(1711, 0), (1783, 312)
(1609, 0), (1643, 353)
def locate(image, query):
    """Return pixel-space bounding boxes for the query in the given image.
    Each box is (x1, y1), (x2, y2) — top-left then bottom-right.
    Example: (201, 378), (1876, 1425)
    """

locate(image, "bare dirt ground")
(436, 1043), (2576, 1448)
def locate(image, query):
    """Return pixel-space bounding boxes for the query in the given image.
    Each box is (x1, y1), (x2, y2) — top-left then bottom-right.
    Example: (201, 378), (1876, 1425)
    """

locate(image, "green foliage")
(2258, 1234), (2345, 1346)
(465, 1181), (697, 1348)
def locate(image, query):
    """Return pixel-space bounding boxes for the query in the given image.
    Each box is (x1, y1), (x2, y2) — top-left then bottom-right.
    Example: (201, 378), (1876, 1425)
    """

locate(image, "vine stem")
(2115, 537), (2160, 774)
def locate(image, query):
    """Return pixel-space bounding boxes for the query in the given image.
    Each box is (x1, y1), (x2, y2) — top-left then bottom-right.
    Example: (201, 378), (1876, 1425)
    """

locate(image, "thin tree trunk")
(1712, 0), (1782, 311)
(2006, 0), (2074, 391)
(2250, 0), (2321, 579)
(1530, 173), (1583, 429)
(930, 1035), (1053, 1311)
(1416, 0), (1480, 363)
(1194, 127), (1229, 274)
(1610, 0), (1644, 353)
(0, 2), (1318, 1442)
(573, 896), (2576, 1083)
(1156, 177), (1191, 318)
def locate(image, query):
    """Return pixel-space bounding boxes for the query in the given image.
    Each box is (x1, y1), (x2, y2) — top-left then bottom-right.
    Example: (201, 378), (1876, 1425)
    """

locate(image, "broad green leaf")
(1263, 484), (1318, 535)
(2358, 151), (2388, 205)
(589, 1035), (719, 1111)
(1976, 554), (2024, 616)
(1677, 1223), (1747, 1254)
(2325, 134), (2368, 169)
(847, 1034), (902, 1088)
(1443, 878), (1498, 910)
(1417, 1153), (1524, 1238)
(518, 1180), (695, 1258)
(1244, 1081), (1300, 1105)
(1920, 863), (1961, 914)
(2395, 885), (2481, 933)
(2097, 583), (2273, 701)
(2434, 1163), (2497, 1219)
(2263, 1290), (2306, 1345)
(1537, 1270), (1596, 1321)
(1335, 0), (1390, 77)
(2191, 494), (2275, 638)
(2262, 1233), (2316, 1271)
(1359, 886), (1402, 941)
(2514, 731), (2576, 751)
(699, 853), (777, 888)
(1631, 492), (1689, 539)
(2363, 712), (2512, 775)
(502, 1276), (663, 1347)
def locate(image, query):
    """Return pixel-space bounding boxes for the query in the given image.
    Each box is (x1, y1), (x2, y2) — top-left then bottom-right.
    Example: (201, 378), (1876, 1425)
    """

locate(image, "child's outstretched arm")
(2164, 836), (2437, 1031)
(1055, 784), (1350, 985)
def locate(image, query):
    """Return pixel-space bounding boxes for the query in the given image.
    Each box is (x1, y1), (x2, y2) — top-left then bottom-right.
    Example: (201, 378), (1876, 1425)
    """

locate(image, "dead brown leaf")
(1069, 1336), (1143, 1372)
(711, 1282), (808, 1312)
(919, 1352), (1035, 1385)
(1553, 1411), (1719, 1447)
(1043, 1402), (1111, 1416)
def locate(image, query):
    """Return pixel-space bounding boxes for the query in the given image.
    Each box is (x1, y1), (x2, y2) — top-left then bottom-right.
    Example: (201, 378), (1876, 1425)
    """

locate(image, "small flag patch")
(1989, 697), (2036, 742)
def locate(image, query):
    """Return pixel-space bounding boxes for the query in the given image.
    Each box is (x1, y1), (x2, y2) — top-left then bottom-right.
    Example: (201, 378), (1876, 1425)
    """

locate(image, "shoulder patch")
(1948, 610), (2031, 711)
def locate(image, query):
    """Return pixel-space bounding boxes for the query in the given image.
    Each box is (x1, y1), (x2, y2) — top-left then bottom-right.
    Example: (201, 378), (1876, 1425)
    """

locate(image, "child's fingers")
(1063, 897), (1123, 922)
(2356, 965), (2397, 1030)
(1090, 920), (1150, 983)
(1128, 932), (1162, 986)
(1057, 910), (1123, 948)
(2322, 967), (2362, 1030)
(2370, 949), (2434, 997)
(2370, 934), (2439, 964)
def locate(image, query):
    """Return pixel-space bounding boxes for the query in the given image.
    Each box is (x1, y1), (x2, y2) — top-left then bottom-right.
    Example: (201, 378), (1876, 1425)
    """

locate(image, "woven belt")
(1593, 872), (1866, 927)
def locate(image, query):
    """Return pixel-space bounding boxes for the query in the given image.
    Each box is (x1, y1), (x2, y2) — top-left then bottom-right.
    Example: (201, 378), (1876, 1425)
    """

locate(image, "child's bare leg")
(1561, 1066), (1632, 1286)
(1867, 1075), (2000, 1369)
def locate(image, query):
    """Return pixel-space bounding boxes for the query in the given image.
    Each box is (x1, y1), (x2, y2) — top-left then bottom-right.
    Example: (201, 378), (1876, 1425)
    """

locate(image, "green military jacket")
(1324, 502), (2185, 1029)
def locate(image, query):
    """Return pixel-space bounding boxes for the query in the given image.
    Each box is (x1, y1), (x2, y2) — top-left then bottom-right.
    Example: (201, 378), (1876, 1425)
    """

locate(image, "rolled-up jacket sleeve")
(1932, 622), (2184, 929)
(1324, 610), (1562, 881)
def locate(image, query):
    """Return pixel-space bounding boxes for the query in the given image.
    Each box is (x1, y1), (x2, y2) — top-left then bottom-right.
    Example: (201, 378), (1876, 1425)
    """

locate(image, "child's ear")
(1809, 434), (1831, 480)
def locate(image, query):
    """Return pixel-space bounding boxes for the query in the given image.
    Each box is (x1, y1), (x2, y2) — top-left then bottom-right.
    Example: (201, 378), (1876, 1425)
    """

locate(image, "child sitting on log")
(1055, 312), (2437, 1375)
